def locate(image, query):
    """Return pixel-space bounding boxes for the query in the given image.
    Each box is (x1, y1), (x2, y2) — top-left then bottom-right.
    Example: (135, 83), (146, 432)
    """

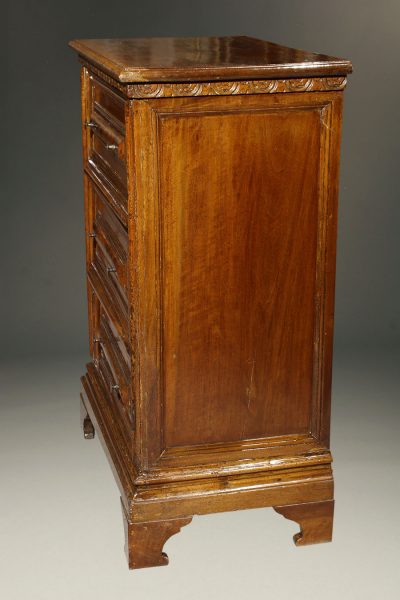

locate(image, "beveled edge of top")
(69, 36), (352, 83)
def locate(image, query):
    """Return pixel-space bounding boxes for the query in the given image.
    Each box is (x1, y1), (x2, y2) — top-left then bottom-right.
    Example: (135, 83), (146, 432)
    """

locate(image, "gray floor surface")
(1, 348), (399, 599)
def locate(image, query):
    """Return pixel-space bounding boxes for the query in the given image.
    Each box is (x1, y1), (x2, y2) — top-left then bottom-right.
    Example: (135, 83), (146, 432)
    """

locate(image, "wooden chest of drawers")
(69, 36), (351, 569)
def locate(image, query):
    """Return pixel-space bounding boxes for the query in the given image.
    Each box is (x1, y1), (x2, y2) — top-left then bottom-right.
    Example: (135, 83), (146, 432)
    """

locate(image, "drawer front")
(86, 165), (128, 227)
(83, 73), (128, 223)
(88, 120), (127, 192)
(86, 179), (129, 348)
(98, 311), (130, 409)
(90, 76), (125, 132)
(86, 76), (127, 194)
(86, 278), (130, 372)
(88, 247), (129, 348)
(93, 187), (128, 295)
(97, 348), (133, 443)
(94, 240), (127, 307)
(86, 280), (133, 435)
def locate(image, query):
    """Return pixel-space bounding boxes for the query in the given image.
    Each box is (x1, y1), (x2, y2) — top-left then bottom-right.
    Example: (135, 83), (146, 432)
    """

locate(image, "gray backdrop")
(4, 0), (400, 359)
(3, 4), (400, 598)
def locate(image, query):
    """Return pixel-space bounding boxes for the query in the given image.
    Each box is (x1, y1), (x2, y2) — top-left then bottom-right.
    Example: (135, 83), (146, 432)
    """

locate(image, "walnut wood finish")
(69, 36), (352, 82)
(121, 501), (192, 569)
(274, 500), (334, 545)
(159, 95), (327, 447)
(71, 36), (351, 569)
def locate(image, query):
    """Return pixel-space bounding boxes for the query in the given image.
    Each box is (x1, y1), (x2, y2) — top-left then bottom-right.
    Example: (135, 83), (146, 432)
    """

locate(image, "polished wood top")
(69, 36), (352, 83)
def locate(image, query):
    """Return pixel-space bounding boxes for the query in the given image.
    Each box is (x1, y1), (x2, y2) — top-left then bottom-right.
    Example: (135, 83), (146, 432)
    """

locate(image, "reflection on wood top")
(69, 36), (352, 83)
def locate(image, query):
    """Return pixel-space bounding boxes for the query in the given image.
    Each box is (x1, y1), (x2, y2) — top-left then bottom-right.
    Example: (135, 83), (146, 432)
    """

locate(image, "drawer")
(86, 165), (128, 227)
(94, 240), (127, 306)
(88, 120), (127, 193)
(97, 310), (130, 409)
(97, 348), (133, 441)
(90, 75), (126, 132)
(93, 187), (128, 295)
(86, 75), (127, 193)
(88, 245), (129, 348)
(86, 277), (129, 364)
(87, 283), (100, 361)
(84, 75), (128, 220)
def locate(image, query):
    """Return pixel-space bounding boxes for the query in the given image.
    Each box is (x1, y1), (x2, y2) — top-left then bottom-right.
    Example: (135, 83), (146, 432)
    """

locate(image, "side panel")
(131, 92), (343, 469)
(161, 106), (319, 446)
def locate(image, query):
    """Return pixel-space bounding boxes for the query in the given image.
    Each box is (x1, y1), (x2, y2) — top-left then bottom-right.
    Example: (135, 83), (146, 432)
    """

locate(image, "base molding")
(81, 364), (335, 568)
(127, 465), (333, 523)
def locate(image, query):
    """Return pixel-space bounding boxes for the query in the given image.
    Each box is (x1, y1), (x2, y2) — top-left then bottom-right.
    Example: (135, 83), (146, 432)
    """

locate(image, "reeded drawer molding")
(82, 67), (128, 206)
(90, 74), (126, 131)
(85, 164), (128, 226)
(96, 352), (132, 448)
(86, 279), (133, 439)
(88, 263), (129, 347)
(92, 186), (128, 295)
(98, 311), (131, 407)
(86, 119), (127, 193)
(85, 176), (129, 351)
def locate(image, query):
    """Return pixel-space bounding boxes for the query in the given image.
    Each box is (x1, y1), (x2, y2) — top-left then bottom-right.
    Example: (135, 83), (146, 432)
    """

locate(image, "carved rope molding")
(83, 63), (347, 98)
(128, 77), (347, 98)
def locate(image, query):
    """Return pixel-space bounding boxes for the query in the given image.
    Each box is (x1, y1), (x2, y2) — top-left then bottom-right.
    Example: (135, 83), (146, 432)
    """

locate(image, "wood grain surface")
(69, 36), (352, 82)
(161, 101), (320, 446)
